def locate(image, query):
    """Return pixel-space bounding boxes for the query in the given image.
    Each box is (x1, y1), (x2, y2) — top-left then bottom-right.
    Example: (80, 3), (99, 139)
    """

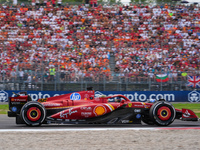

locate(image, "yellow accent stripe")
(108, 104), (115, 111)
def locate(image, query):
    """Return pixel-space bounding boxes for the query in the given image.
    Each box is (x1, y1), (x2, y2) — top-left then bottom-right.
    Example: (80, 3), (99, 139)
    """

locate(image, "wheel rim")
(27, 107), (41, 121)
(157, 106), (171, 121)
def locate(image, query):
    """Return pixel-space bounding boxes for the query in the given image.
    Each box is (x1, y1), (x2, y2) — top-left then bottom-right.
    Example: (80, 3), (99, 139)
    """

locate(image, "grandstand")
(0, 1), (199, 91)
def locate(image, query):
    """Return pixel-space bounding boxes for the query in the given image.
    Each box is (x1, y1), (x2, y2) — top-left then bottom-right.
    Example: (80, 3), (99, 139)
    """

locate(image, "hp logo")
(70, 93), (81, 100)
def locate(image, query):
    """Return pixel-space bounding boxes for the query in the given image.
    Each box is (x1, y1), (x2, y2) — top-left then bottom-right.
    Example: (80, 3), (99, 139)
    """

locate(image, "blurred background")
(0, 0), (199, 91)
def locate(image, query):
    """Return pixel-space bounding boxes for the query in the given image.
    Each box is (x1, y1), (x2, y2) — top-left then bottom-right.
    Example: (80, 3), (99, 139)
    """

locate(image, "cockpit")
(107, 96), (127, 103)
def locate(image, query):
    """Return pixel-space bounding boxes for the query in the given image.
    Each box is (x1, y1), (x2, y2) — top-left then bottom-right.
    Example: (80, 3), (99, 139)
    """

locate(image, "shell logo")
(94, 105), (106, 116)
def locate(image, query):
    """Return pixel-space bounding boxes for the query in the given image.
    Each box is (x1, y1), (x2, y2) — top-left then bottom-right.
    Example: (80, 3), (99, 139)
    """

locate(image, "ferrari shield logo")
(128, 103), (132, 107)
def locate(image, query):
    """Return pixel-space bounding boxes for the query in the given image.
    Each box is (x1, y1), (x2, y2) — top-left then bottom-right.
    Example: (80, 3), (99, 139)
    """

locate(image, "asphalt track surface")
(1, 115), (200, 130)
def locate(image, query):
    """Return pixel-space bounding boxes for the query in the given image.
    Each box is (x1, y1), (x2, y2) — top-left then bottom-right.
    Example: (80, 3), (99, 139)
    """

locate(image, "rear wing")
(8, 93), (31, 117)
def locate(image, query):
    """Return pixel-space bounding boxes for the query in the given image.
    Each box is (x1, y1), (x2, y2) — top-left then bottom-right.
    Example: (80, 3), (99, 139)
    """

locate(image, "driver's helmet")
(115, 97), (121, 102)
(149, 99), (156, 103)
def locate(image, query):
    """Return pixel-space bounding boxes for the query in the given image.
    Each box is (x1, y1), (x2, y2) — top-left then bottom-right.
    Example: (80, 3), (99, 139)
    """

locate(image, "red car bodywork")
(8, 90), (199, 126)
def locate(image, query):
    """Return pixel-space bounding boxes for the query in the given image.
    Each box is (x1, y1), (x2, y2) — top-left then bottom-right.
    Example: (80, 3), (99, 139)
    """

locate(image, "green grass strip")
(172, 103), (200, 118)
(0, 105), (9, 114)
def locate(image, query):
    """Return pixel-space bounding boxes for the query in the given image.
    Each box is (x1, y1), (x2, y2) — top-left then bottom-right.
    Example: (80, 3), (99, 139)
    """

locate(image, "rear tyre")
(20, 101), (46, 126)
(149, 101), (176, 126)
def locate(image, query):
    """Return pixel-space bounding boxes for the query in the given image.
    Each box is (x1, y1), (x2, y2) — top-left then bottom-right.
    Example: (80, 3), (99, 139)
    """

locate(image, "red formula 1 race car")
(8, 89), (199, 126)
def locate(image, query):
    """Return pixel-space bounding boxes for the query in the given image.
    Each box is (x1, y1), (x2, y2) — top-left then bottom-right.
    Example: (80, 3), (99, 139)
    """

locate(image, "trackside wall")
(0, 90), (200, 103)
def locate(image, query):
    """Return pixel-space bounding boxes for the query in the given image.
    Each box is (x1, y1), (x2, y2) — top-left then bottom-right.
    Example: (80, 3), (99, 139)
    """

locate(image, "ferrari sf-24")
(8, 89), (199, 126)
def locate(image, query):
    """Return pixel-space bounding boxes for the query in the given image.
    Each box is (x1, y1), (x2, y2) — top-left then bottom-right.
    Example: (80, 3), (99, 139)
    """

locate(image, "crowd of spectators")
(0, 1), (199, 83)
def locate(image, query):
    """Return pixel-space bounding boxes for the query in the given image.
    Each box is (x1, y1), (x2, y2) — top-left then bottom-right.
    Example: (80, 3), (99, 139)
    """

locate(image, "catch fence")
(0, 70), (196, 91)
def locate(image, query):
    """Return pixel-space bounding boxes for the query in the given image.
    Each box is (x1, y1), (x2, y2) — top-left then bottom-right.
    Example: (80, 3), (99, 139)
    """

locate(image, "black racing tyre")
(149, 101), (176, 126)
(20, 101), (46, 126)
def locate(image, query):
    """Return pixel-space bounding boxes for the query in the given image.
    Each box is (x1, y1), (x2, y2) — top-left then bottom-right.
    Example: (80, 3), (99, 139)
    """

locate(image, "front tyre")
(20, 101), (46, 126)
(149, 102), (176, 126)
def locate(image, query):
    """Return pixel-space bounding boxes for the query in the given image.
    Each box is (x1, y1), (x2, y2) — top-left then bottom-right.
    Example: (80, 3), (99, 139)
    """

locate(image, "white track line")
(0, 128), (158, 132)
